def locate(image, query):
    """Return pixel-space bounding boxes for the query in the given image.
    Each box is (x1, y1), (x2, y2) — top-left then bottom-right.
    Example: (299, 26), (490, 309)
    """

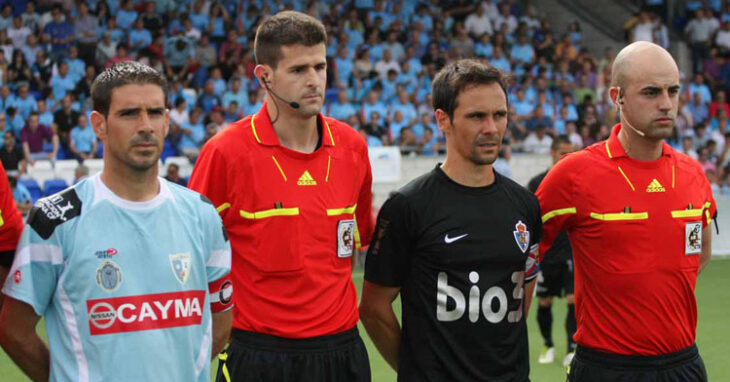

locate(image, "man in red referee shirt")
(537, 41), (715, 381)
(0, 165), (23, 309)
(188, 11), (373, 382)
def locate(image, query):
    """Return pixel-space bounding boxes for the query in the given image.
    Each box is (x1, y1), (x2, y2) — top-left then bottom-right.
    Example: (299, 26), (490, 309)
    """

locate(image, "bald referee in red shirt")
(188, 11), (373, 382)
(537, 41), (715, 381)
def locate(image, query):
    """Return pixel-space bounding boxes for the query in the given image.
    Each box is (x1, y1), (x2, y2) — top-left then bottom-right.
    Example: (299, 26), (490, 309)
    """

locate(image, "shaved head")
(610, 41), (680, 144)
(611, 41), (678, 88)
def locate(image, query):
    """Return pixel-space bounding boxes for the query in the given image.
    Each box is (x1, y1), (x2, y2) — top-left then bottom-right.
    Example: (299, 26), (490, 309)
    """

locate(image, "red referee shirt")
(0, 165), (23, 255)
(189, 103), (373, 338)
(537, 124), (717, 356)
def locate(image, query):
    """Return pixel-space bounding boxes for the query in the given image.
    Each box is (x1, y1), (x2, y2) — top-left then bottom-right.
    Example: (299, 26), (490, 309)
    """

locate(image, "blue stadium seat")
(96, 141), (104, 158)
(43, 179), (69, 197)
(161, 140), (178, 162)
(19, 179), (42, 203)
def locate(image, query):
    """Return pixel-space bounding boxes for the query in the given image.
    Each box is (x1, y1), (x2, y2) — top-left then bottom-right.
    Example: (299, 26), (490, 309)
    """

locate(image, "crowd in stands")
(1, 0), (730, 204)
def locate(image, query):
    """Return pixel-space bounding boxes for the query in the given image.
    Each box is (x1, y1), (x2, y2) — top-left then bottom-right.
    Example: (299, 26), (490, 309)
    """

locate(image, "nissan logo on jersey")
(86, 290), (206, 335)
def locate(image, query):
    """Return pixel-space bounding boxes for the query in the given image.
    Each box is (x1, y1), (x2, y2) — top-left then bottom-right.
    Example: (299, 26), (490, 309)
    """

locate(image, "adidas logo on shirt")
(297, 170), (317, 186)
(646, 178), (666, 193)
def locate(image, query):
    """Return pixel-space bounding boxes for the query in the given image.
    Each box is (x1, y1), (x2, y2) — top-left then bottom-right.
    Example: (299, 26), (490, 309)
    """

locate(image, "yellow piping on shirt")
(271, 156), (287, 181)
(240, 207), (300, 219)
(250, 117), (261, 143)
(324, 120), (335, 146)
(605, 140), (612, 159)
(542, 207), (577, 223)
(216, 203), (231, 213)
(589, 212), (648, 221)
(327, 205), (357, 216)
(326, 155), (331, 182)
(670, 209), (703, 218)
(617, 166), (635, 191)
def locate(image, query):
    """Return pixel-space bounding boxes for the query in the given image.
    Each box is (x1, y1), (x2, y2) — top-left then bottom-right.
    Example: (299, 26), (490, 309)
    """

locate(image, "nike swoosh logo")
(444, 234), (468, 244)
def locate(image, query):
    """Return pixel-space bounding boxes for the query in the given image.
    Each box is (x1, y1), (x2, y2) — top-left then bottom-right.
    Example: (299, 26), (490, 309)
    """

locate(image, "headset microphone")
(261, 77), (300, 109)
(616, 87), (646, 137)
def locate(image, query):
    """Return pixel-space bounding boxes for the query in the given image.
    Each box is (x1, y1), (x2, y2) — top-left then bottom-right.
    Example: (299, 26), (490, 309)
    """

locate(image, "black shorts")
(216, 327), (371, 382)
(567, 344), (707, 382)
(536, 260), (574, 298)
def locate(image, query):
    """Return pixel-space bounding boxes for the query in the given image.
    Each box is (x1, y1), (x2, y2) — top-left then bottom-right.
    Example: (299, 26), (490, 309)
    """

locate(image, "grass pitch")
(1, 259), (728, 381)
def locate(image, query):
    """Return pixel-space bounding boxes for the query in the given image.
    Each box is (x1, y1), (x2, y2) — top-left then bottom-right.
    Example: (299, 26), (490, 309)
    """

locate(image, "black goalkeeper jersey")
(365, 166), (542, 382)
(528, 170), (572, 264)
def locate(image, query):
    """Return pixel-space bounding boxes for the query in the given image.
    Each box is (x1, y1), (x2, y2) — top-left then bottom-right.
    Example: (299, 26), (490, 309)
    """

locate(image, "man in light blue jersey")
(0, 61), (233, 382)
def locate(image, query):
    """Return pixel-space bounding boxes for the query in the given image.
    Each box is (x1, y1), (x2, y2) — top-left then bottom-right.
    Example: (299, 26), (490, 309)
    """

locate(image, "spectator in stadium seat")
(688, 92), (709, 124)
(95, 32), (117, 69)
(53, 95), (79, 151)
(8, 50), (32, 87)
(418, 125), (439, 155)
(21, 112), (58, 165)
(164, 34), (193, 79)
(361, 90), (388, 123)
(685, 9), (720, 73)
(523, 125), (553, 154)
(14, 84), (36, 120)
(689, 73), (712, 104)
(526, 105), (554, 134)
(74, 1), (98, 66)
(8, 16), (31, 50)
(65, 46), (85, 84)
(69, 114), (97, 161)
(178, 107), (205, 160)
(465, 5), (493, 38)
(164, 162), (186, 187)
(7, 175), (31, 216)
(116, 0), (138, 31)
(222, 77), (248, 109)
(43, 5), (73, 62)
(105, 43), (133, 70)
(374, 49), (401, 80)
(328, 90), (357, 121)
(450, 22), (476, 58)
(129, 18), (152, 53)
(490, 44), (511, 73)
(50, 62), (77, 99)
(710, 90), (730, 117)
(196, 80), (222, 114)
(5, 108), (24, 139)
(334, 47), (354, 88)
(1, 131), (25, 177)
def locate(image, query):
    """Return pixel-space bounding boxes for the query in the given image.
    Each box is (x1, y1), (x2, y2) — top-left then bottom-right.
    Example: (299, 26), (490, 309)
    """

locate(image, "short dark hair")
(431, 59), (509, 120)
(551, 134), (572, 151)
(91, 61), (168, 117)
(254, 11), (327, 68)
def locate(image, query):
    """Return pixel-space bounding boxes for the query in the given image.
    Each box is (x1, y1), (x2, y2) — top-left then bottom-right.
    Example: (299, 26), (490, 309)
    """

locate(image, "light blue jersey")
(3, 174), (232, 382)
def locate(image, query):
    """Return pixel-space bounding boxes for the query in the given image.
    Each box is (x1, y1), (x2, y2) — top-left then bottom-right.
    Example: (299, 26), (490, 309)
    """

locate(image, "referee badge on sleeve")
(337, 220), (355, 258)
(685, 222), (702, 255)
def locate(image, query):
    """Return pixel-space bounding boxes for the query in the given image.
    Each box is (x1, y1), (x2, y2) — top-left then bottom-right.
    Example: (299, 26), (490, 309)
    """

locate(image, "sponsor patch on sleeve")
(28, 189), (82, 239)
(337, 219), (355, 258)
(208, 274), (233, 313)
(685, 222), (702, 255)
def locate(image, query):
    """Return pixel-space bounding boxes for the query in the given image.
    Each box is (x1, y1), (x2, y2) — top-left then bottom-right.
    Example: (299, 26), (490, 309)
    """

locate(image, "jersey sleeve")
(535, 158), (578, 262)
(188, 143), (232, 222)
(525, 194), (542, 281)
(0, 166), (23, 259)
(364, 192), (414, 287)
(2, 203), (68, 316)
(700, 173), (717, 229)
(199, 197), (232, 314)
(355, 145), (374, 249)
